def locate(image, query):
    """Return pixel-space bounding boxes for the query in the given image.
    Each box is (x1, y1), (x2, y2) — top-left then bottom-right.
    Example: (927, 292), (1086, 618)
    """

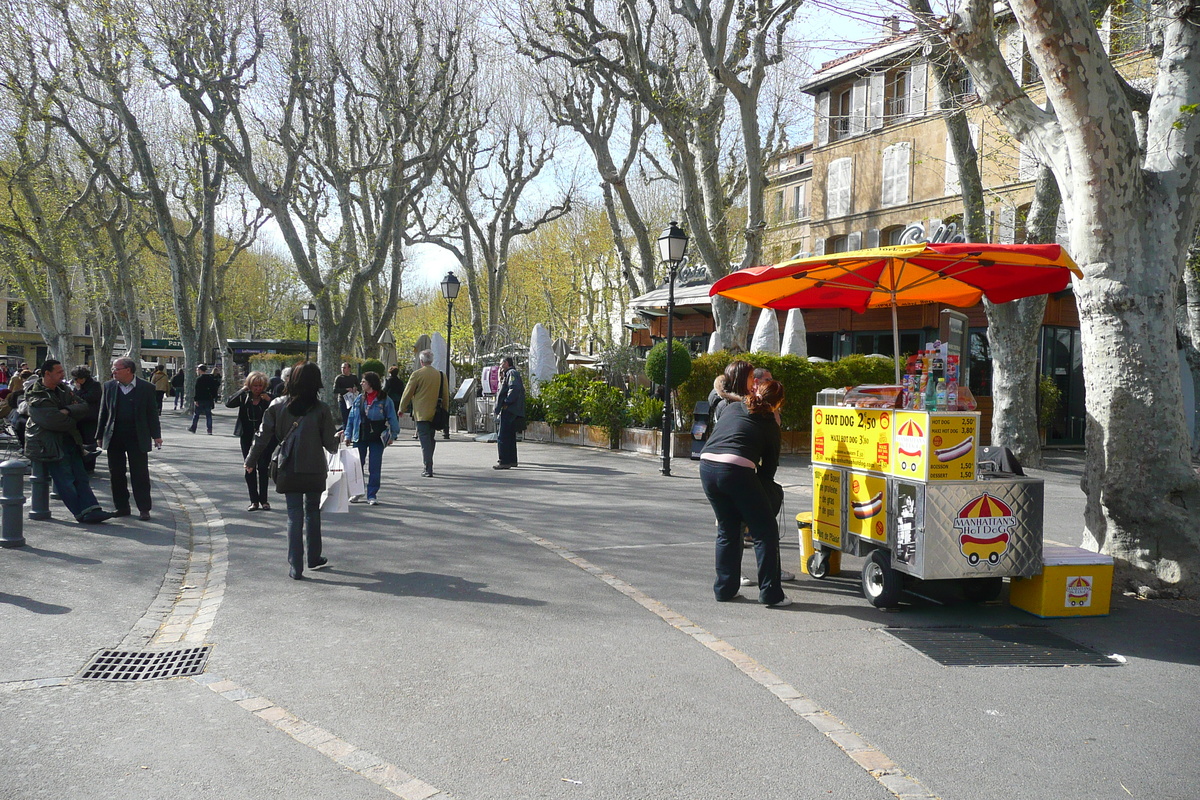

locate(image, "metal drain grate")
(883, 627), (1119, 667)
(79, 646), (212, 681)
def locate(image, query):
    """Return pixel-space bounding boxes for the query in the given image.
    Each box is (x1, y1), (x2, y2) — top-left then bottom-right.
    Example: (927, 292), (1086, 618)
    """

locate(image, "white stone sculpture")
(781, 309), (808, 358)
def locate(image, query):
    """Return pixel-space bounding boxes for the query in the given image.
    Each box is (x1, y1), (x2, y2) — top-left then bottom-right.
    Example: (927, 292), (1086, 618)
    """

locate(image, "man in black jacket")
(189, 364), (220, 434)
(97, 357), (162, 520)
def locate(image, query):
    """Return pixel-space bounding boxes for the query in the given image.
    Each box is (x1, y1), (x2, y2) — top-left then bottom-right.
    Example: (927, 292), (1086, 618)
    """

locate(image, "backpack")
(270, 413), (308, 492)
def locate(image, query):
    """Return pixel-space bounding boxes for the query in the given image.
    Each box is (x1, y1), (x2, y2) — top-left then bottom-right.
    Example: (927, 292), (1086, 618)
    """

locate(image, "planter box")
(524, 421), (690, 456)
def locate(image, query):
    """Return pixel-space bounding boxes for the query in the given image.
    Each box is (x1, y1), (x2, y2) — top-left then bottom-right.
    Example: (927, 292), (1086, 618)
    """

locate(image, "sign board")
(811, 407), (893, 474)
(812, 466), (843, 549)
(453, 378), (476, 402)
(846, 471), (888, 543)
(142, 338), (183, 350)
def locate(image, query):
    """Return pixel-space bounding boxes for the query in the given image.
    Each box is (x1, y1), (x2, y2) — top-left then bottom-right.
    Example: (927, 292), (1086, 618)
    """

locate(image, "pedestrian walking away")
(190, 364), (220, 434)
(383, 365), (405, 408)
(494, 356), (525, 469)
(334, 362), (359, 426)
(97, 356), (163, 521)
(70, 365), (102, 474)
(342, 371), (401, 505)
(246, 362), (338, 580)
(23, 360), (113, 523)
(267, 368), (285, 397)
(699, 379), (790, 607)
(227, 371), (275, 511)
(150, 364), (170, 414)
(171, 369), (185, 410)
(399, 349), (450, 478)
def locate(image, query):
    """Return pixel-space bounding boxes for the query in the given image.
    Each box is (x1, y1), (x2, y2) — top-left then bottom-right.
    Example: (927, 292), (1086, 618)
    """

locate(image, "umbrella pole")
(889, 260), (901, 384)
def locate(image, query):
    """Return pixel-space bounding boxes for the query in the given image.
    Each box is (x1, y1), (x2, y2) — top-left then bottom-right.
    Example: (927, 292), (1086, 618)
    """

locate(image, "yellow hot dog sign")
(814, 407), (978, 482)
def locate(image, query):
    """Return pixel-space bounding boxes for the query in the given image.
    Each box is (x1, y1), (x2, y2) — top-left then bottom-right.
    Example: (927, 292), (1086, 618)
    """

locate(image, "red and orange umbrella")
(709, 242), (1082, 382)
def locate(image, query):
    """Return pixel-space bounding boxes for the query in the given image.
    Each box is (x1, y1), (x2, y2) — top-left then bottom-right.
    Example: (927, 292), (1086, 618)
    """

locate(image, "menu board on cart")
(846, 471), (888, 543)
(811, 407), (893, 475)
(812, 466), (843, 549)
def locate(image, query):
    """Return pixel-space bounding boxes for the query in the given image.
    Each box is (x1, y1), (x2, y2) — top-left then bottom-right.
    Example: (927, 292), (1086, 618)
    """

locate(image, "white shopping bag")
(321, 452), (350, 513)
(340, 446), (366, 498)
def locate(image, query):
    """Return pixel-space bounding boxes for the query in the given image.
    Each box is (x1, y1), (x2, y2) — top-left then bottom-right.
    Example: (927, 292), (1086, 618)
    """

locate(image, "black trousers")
(107, 431), (152, 513)
(699, 460), (783, 604)
(240, 433), (271, 504)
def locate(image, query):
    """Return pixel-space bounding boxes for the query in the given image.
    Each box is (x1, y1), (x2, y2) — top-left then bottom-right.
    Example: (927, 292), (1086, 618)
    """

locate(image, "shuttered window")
(826, 157), (853, 218)
(881, 142), (911, 207)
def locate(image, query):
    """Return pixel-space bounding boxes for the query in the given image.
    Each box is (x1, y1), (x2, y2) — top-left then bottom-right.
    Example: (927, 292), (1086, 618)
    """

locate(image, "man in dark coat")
(189, 363), (220, 434)
(70, 365), (102, 474)
(24, 360), (112, 523)
(97, 356), (163, 520)
(493, 357), (525, 469)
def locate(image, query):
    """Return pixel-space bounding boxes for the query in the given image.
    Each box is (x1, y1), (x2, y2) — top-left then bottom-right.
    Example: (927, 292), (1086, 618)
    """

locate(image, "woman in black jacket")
(698, 380), (789, 607)
(226, 371), (274, 511)
(70, 366), (102, 473)
(246, 362), (338, 580)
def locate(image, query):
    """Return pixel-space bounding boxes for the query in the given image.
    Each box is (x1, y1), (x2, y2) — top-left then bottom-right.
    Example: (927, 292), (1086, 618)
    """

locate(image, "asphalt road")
(1, 409), (1197, 800)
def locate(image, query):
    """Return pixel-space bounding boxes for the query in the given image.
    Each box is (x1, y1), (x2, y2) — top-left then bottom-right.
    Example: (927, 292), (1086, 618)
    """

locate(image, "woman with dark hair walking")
(699, 379), (790, 607)
(342, 371), (400, 505)
(246, 362), (338, 580)
(227, 371), (275, 511)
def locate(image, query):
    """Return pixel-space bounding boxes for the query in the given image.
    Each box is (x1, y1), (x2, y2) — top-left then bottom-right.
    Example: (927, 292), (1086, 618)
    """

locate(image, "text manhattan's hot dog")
(935, 436), (974, 462)
(852, 491), (883, 519)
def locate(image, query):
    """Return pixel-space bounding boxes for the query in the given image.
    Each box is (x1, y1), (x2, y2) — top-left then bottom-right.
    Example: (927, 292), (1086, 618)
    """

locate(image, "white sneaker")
(349, 494), (366, 504)
(765, 596), (793, 608)
(740, 575), (753, 586)
(367, 498), (378, 505)
(780, 569), (796, 581)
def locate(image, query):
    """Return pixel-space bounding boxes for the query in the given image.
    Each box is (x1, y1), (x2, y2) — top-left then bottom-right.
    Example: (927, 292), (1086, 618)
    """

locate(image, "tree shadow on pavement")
(330, 569), (547, 606)
(0, 591), (72, 614)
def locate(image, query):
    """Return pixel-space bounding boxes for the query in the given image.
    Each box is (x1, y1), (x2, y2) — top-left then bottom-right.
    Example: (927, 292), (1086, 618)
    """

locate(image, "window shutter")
(814, 238), (826, 256)
(869, 72), (885, 131)
(826, 157), (852, 218)
(944, 135), (960, 196)
(881, 142), (911, 207)
(1018, 143), (1039, 181)
(850, 79), (868, 135)
(908, 62), (927, 117)
(816, 92), (830, 147)
(847, 231), (862, 251)
(998, 206), (1016, 244)
(865, 228), (880, 249)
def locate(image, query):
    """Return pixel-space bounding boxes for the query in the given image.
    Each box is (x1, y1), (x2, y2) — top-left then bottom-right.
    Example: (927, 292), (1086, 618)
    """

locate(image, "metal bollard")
(1, 459), (28, 547)
(28, 460), (51, 521)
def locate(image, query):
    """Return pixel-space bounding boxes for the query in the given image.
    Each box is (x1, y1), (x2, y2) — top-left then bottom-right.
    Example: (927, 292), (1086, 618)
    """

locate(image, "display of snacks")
(840, 384), (903, 408)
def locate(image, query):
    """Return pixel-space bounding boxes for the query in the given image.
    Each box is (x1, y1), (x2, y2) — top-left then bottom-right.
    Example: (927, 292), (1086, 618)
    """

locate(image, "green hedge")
(678, 352), (895, 431)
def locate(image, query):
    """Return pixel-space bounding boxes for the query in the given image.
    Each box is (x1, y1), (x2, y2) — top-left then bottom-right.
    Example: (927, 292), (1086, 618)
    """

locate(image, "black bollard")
(1, 458), (27, 547)
(28, 460), (50, 521)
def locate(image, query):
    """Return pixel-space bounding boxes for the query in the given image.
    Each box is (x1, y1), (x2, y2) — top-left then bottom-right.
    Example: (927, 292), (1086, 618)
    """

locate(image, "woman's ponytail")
(745, 379), (785, 415)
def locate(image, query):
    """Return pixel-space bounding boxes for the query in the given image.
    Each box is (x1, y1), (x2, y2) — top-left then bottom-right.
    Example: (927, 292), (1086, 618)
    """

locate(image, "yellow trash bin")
(797, 512), (840, 577)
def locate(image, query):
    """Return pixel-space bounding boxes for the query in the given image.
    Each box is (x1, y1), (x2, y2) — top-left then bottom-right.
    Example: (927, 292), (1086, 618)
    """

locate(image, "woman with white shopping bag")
(340, 371), (400, 505)
(246, 362), (339, 581)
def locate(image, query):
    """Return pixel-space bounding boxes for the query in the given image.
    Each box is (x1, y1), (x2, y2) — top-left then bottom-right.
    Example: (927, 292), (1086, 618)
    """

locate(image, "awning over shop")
(629, 282), (715, 317)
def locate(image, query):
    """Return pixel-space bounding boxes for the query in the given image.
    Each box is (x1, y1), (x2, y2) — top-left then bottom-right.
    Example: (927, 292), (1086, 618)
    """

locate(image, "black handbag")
(431, 372), (450, 429)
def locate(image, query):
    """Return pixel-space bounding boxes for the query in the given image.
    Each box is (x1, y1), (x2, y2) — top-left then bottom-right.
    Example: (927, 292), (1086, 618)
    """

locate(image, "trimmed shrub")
(645, 341), (692, 390)
(360, 358), (385, 377)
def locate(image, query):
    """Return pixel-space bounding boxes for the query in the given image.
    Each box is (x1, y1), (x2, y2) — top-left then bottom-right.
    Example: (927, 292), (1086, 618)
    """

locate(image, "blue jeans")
(699, 460), (783, 604)
(190, 401), (213, 433)
(356, 440), (383, 499)
(43, 445), (102, 520)
(416, 421), (436, 473)
(497, 411), (519, 465)
(285, 492), (322, 576)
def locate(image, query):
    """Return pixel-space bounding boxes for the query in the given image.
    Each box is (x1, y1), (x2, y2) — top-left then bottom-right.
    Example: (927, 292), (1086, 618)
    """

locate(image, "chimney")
(883, 16), (900, 37)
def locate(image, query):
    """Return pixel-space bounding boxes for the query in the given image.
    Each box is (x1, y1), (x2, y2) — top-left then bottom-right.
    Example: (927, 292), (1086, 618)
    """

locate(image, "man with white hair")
(97, 356), (162, 520)
(398, 349), (449, 478)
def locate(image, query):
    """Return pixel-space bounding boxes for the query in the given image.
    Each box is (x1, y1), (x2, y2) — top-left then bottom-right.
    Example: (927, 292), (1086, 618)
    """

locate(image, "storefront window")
(968, 329), (991, 396)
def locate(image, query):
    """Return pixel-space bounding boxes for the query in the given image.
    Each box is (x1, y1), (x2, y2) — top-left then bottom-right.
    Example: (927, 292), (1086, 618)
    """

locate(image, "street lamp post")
(440, 272), (460, 440)
(657, 221), (688, 477)
(302, 302), (317, 363)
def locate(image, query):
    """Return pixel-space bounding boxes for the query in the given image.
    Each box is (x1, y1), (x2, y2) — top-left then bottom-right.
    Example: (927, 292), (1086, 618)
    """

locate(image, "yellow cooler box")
(1009, 546), (1114, 618)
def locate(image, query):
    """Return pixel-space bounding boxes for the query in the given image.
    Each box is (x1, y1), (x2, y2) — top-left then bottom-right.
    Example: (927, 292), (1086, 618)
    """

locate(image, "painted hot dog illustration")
(935, 436), (974, 462)
(852, 491), (883, 519)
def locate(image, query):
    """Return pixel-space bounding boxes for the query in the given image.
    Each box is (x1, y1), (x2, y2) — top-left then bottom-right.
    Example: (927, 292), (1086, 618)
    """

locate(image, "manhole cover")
(883, 627), (1119, 667)
(79, 646), (212, 681)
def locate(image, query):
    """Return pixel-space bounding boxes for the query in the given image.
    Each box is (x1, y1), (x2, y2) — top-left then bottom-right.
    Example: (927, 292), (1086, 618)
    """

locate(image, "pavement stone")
(1, 408), (1196, 800)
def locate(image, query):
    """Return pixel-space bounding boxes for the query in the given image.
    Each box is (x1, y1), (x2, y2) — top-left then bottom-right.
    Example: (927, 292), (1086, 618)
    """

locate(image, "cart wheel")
(861, 550), (902, 608)
(807, 550), (831, 580)
(962, 577), (1004, 603)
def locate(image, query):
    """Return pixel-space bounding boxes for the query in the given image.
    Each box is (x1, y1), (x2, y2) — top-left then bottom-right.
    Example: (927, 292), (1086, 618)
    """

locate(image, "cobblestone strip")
(191, 672), (450, 799)
(423, 491), (939, 800)
(116, 461), (229, 649)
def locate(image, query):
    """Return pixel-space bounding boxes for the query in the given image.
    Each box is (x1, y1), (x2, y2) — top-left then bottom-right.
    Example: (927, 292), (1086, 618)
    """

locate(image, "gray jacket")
(246, 397), (338, 491)
(495, 368), (526, 417)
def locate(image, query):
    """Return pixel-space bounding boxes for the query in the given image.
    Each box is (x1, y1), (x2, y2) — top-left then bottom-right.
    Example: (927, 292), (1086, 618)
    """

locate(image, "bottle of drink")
(947, 379), (959, 412)
(935, 378), (947, 411)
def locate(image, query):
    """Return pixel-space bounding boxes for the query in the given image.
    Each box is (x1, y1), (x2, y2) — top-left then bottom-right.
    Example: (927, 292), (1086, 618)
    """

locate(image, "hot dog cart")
(808, 404), (1044, 607)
